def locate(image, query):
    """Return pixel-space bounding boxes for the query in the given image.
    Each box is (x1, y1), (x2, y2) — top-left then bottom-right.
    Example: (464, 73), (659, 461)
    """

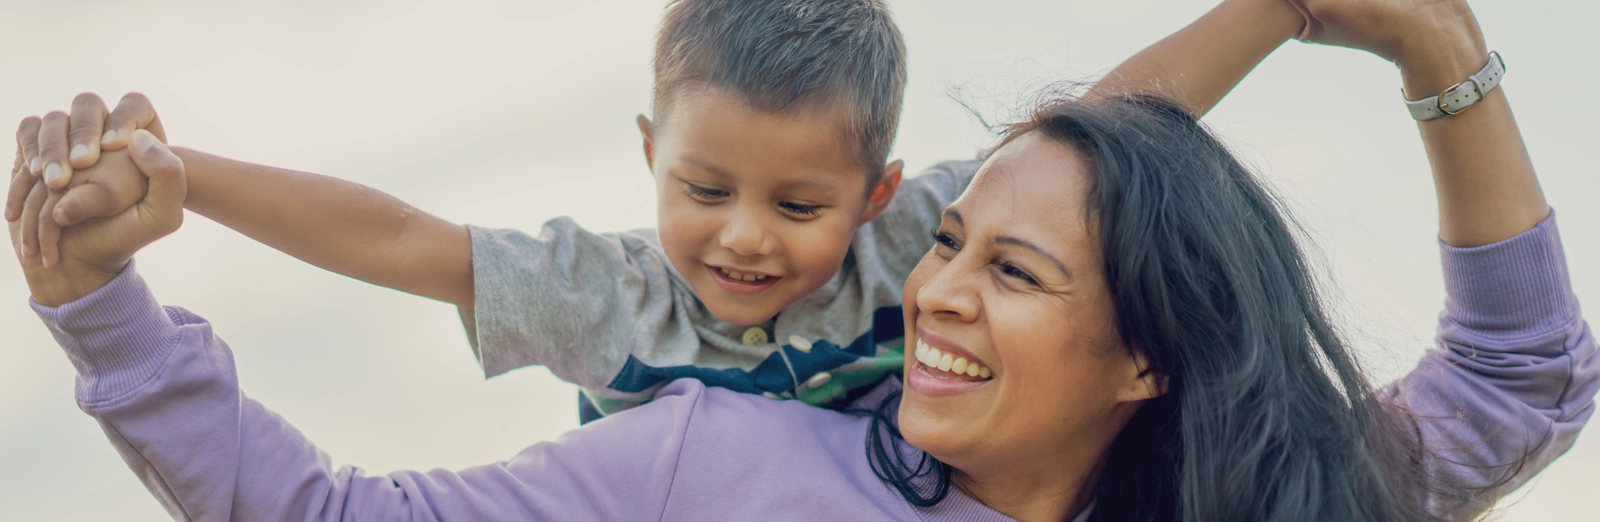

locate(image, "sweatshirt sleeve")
(32, 264), (695, 522)
(1390, 213), (1599, 515)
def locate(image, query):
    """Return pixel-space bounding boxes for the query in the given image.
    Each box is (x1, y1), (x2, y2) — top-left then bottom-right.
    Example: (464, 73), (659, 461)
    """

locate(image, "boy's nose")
(719, 218), (776, 257)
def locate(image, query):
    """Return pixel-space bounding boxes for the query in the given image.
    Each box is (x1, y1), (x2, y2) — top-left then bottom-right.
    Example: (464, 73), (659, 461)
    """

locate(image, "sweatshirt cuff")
(30, 259), (181, 403)
(1440, 211), (1577, 336)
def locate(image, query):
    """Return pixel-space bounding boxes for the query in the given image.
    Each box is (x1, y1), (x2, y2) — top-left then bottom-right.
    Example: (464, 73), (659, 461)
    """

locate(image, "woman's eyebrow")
(993, 235), (1072, 280)
(942, 207), (964, 226)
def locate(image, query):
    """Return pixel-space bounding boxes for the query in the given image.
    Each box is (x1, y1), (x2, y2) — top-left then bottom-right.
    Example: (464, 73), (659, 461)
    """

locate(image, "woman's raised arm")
(1293, 0), (1595, 515)
(1087, 0), (1305, 116)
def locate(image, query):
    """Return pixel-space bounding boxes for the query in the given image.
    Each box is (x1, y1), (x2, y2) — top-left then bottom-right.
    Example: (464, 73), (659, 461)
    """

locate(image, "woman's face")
(898, 132), (1164, 481)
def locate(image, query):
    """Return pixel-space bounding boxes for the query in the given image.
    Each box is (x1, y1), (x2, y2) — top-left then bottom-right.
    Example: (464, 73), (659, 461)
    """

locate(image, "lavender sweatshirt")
(32, 215), (1597, 521)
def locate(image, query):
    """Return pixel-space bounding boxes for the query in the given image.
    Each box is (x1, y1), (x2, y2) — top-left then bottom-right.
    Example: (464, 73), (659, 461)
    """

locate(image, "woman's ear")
(857, 159), (904, 224)
(636, 115), (656, 174)
(1119, 349), (1169, 403)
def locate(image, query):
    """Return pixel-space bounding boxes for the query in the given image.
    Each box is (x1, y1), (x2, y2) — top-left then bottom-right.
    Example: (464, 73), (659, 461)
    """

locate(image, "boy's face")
(641, 89), (902, 326)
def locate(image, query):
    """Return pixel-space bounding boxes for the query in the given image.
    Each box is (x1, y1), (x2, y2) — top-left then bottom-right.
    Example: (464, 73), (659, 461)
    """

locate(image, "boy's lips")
(706, 264), (782, 294)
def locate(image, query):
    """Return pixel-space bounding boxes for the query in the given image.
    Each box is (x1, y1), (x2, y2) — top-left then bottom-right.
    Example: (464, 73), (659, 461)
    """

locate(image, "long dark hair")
(868, 94), (1499, 521)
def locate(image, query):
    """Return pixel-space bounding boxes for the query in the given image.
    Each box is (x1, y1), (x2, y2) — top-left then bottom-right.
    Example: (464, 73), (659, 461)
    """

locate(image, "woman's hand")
(1289, 0), (1485, 80)
(1295, 0), (1547, 247)
(8, 130), (185, 306)
(7, 93), (164, 267)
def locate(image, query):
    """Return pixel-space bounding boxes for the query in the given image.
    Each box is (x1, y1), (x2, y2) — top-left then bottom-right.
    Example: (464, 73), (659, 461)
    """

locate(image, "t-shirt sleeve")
(460, 217), (688, 391)
(860, 159), (982, 284)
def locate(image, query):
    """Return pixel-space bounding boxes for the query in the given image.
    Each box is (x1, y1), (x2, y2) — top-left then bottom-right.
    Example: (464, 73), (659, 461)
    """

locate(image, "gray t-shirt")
(459, 160), (979, 414)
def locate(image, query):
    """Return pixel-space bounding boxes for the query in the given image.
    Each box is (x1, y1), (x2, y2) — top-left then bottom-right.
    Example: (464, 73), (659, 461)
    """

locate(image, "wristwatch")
(1405, 51), (1506, 121)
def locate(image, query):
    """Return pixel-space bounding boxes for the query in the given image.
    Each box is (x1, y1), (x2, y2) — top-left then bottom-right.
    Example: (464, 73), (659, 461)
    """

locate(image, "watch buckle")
(1436, 80), (1475, 116)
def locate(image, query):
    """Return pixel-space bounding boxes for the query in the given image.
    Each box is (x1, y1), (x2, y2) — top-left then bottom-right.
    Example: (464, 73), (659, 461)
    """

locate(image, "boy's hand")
(9, 130), (185, 306)
(9, 93), (165, 266)
(1288, 0), (1481, 65)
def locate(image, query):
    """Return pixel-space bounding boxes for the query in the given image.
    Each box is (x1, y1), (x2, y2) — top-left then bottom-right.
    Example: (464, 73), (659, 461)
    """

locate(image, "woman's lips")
(906, 338), (993, 397)
(706, 264), (781, 294)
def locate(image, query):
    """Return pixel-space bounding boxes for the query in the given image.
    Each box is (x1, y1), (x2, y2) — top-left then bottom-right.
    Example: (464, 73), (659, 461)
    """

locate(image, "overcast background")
(2, 0), (1595, 519)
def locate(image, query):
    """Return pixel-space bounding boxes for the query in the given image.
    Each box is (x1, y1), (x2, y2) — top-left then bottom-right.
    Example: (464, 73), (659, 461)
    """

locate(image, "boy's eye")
(685, 183), (729, 201)
(779, 201), (822, 217)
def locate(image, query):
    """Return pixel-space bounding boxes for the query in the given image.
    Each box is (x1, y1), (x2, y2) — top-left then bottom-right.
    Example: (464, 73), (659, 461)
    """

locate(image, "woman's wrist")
(27, 259), (125, 307)
(1394, 9), (1489, 100)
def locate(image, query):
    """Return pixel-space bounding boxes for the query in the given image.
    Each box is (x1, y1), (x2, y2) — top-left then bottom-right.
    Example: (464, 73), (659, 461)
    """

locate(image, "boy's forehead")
(658, 89), (873, 186)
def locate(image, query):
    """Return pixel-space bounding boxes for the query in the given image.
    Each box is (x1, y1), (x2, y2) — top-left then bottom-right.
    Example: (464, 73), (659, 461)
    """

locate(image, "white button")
(805, 371), (832, 388)
(741, 327), (769, 346)
(788, 335), (813, 352)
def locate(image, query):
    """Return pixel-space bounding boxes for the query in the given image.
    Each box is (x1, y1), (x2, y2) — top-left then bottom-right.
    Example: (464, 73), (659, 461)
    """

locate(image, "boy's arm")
(9, 96), (473, 308)
(1086, 0), (1305, 117)
(177, 148), (474, 308)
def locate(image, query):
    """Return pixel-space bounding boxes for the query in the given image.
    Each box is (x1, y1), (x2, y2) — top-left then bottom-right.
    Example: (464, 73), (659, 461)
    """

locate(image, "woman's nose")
(915, 257), (981, 321)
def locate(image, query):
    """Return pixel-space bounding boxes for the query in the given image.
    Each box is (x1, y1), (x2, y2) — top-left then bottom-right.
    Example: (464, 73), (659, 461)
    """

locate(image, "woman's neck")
(951, 449), (1107, 522)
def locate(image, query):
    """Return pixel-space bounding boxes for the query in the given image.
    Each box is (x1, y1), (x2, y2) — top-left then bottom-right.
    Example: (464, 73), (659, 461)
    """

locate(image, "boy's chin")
(702, 298), (782, 327)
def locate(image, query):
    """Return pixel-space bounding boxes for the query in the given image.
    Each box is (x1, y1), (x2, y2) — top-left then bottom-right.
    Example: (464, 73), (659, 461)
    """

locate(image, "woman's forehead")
(957, 134), (1092, 236)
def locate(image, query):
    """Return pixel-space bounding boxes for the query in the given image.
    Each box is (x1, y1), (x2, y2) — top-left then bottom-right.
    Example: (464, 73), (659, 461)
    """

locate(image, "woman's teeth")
(719, 267), (770, 282)
(913, 339), (992, 379)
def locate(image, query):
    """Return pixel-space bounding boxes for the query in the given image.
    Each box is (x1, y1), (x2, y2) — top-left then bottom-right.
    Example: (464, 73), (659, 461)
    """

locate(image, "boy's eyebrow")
(681, 156), (732, 179)
(775, 177), (840, 192)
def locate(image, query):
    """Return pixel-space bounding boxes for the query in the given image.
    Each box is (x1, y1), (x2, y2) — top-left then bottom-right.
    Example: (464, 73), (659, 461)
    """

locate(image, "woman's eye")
(779, 201), (822, 217)
(999, 262), (1041, 287)
(685, 184), (729, 201)
(932, 231), (960, 250)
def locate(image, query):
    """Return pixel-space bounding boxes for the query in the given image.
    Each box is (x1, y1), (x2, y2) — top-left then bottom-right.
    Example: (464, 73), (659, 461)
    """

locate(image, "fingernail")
(69, 144), (89, 161)
(43, 163), (63, 184)
(102, 129), (117, 145)
(29, 157), (40, 174)
(132, 130), (155, 152)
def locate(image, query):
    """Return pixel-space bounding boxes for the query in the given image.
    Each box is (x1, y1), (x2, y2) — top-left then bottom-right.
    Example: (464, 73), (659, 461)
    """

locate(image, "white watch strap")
(1405, 51), (1506, 121)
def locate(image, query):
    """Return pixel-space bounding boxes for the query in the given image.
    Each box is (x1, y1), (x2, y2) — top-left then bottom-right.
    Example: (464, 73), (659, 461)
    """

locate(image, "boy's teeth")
(914, 339), (993, 381)
(719, 267), (769, 282)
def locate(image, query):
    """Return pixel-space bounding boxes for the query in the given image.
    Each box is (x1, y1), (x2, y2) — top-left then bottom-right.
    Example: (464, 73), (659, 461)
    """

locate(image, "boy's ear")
(636, 115), (656, 173)
(857, 159), (904, 224)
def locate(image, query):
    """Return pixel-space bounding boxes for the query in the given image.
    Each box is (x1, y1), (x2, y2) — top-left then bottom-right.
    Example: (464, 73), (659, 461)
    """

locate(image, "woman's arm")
(1087, 0), (1306, 117)
(29, 268), (680, 521)
(1293, 0), (1593, 513)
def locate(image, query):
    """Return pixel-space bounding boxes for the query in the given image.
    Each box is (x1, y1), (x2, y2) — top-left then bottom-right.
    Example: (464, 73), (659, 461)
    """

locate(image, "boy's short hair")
(653, 0), (906, 183)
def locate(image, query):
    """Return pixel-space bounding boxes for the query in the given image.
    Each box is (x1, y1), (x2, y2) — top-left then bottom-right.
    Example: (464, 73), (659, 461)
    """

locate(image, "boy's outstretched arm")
(1086, 0), (1306, 117)
(177, 148), (474, 307)
(9, 94), (474, 309)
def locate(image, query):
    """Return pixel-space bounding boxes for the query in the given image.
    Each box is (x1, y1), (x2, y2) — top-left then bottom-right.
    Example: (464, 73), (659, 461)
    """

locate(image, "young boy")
(16, 0), (975, 421)
(11, 0), (1305, 420)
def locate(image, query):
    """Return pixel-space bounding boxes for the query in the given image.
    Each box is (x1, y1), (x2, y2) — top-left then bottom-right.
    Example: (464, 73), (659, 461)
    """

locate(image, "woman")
(10, 0), (1594, 521)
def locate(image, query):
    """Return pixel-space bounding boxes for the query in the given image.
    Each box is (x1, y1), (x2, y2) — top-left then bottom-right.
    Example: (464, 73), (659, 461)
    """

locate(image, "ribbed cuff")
(30, 259), (181, 403)
(1439, 211), (1577, 336)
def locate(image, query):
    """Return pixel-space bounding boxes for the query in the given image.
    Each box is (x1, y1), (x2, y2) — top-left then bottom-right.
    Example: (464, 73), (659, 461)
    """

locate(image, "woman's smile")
(907, 326), (994, 397)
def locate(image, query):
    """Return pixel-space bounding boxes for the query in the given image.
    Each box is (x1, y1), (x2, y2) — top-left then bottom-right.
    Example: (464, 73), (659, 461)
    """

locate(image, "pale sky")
(2, 0), (1595, 520)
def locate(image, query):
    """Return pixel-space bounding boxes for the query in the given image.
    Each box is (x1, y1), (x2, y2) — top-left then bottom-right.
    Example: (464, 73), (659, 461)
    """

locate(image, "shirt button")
(788, 335), (813, 352)
(805, 371), (832, 388)
(741, 327), (769, 346)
